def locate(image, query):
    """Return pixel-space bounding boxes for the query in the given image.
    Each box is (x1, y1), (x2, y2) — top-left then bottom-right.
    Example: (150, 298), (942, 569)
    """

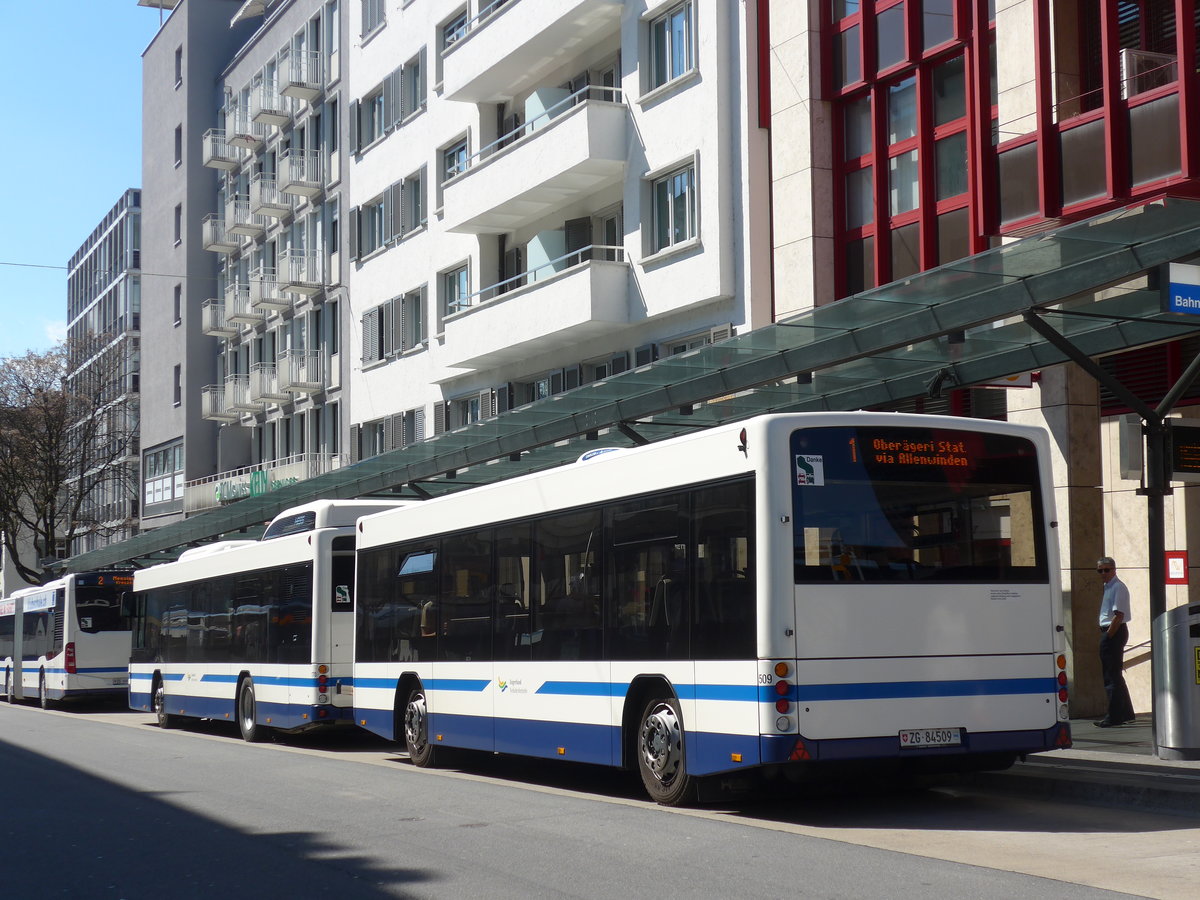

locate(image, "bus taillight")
(65, 642), (77, 674)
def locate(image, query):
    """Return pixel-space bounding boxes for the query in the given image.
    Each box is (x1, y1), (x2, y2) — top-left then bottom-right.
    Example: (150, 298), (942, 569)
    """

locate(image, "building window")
(400, 287), (426, 350)
(173, 365), (182, 406)
(402, 51), (426, 119)
(361, 0), (385, 36)
(442, 138), (468, 183)
(173, 204), (182, 245)
(442, 9), (468, 51)
(442, 264), (470, 315)
(652, 162), (696, 252)
(174, 45), (183, 86)
(402, 168), (426, 235)
(649, 2), (694, 89)
(360, 196), (385, 255)
(174, 125), (183, 167)
(173, 284), (182, 326)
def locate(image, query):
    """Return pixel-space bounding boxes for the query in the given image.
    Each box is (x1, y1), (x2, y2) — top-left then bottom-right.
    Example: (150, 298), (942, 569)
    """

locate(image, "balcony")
(201, 299), (237, 338)
(252, 78), (289, 127)
(225, 282), (262, 326)
(250, 361), (289, 403)
(279, 248), (323, 295)
(278, 349), (324, 393)
(280, 48), (323, 102)
(250, 174), (295, 218)
(227, 111), (265, 150)
(201, 214), (239, 253)
(443, 247), (629, 369)
(443, 0), (621, 103)
(226, 199), (265, 238)
(202, 129), (239, 170)
(279, 149), (324, 198)
(183, 452), (346, 514)
(201, 384), (238, 422)
(443, 92), (626, 234)
(251, 267), (291, 312)
(225, 373), (261, 412)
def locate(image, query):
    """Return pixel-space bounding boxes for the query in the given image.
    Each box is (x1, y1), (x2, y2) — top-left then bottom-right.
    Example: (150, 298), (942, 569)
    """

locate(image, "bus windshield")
(791, 425), (1047, 583)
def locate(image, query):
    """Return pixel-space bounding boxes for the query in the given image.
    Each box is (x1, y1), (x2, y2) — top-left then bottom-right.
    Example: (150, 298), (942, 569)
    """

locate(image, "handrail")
(441, 0), (515, 56)
(448, 243), (625, 314)
(448, 84), (624, 179)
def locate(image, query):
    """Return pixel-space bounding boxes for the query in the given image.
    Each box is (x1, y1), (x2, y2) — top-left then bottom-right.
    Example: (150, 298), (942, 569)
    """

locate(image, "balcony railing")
(279, 248), (323, 295)
(280, 48), (323, 102)
(201, 299), (237, 338)
(251, 267), (291, 311)
(201, 384), (238, 421)
(449, 243), (624, 313)
(250, 361), (289, 403)
(226, 199), (265, 237)
(224, 281), (261, 325)
(183, 452), (346, 513)
(201, 214), (239, 253)
(224, 372), (261, 411)
(202, 129), (239, 170)
(227, 111), (266, 150)
(279, 149), (324, 198)
(278, 348), (324, 393)
(250, 174), (295, 218)
(252, 77), (290, 126)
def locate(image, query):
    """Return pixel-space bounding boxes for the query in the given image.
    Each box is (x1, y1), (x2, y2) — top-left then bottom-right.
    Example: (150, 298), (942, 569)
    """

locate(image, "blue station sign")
(1164, 262), (1200, 315)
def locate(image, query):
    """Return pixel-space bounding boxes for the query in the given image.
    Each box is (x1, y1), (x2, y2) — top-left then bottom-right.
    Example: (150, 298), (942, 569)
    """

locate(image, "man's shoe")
(1093, 719), (1113, 727)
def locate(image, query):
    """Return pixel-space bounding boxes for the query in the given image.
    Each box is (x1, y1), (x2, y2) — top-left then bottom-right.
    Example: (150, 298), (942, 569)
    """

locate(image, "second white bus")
(351, 412), (1072, 804)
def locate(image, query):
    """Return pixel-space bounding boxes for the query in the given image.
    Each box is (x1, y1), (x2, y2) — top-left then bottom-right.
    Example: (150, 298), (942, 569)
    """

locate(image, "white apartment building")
(194, 0), (349, 513)
(345, 0), (772, 456)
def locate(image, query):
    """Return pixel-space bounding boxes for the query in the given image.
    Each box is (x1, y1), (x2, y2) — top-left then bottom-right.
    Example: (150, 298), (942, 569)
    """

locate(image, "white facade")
(345, 0), (771, 454)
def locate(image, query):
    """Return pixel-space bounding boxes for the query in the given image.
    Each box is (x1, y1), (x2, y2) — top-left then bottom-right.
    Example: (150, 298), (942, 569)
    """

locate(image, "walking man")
(1095, 556), (1135, 727)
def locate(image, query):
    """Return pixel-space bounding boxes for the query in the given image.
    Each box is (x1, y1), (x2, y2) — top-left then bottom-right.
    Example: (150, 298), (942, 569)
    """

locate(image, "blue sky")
(0, 2), (165, 360)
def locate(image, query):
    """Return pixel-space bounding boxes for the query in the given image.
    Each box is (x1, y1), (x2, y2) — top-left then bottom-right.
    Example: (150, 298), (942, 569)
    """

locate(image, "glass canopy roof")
(66, 198), (1200, 571)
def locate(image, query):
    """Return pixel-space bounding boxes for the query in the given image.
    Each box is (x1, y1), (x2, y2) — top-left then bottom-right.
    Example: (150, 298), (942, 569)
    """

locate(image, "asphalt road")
(1, 700), (1196, 899)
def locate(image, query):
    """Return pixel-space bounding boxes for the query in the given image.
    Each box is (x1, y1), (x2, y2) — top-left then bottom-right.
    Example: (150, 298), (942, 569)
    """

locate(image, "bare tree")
(0, 339), (139, 584)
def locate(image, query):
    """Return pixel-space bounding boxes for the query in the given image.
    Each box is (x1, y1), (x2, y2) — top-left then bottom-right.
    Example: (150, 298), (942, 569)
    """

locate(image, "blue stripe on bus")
(788, 677), (1057, 702)
(534, 681), (620, 697)
(429, 679), (491, 692)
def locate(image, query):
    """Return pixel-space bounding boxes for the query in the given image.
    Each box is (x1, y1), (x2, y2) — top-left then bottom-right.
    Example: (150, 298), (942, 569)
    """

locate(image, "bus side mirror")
(120, 592), (139, 618)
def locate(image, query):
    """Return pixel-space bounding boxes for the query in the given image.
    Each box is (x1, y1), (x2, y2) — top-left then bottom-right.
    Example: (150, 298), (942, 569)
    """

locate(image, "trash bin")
(1154, 603), (1200, 760)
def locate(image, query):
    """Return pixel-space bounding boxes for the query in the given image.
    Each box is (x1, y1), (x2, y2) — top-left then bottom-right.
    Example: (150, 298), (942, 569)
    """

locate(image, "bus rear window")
(75, 586), (129, 633)
(790, 425), (1048, 583)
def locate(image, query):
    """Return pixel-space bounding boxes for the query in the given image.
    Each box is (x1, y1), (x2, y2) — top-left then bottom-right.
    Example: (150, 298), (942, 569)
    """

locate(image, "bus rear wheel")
(3, 668), (11, 703)
(403, 686), (440, 767)
(237, 677), (270, 743)
(153, 678), (180, 729)
(38, 672), (53, 710)
(637, 695), (695, 806)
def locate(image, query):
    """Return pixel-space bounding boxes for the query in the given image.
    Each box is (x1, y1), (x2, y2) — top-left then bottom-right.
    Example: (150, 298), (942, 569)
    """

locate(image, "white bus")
(1, 572), (134, 707)
(126, 500), (406, 740)
(352, 412), (1071, 804)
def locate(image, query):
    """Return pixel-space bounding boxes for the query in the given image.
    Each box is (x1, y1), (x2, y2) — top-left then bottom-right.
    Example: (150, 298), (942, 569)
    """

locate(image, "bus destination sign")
(1171, 424), (1200, 482)
(865, 436), (971, 468)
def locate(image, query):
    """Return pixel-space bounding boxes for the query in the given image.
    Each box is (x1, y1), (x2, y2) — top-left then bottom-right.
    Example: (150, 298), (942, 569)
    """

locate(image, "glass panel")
(935, 131), (968, 200)
(933, 56), (965, 125)
(924, 0), (955, 49)
(998, 141), (1039, 224)
(887, 77), (917, 143)
(834, 0), (860, 17)
(846, 166), (874, 227)
(838, 25), (862, 87)
(845, 236), (875, 295)
(790, 426), (1047, 583)
(876, 3), (906, 70)
(891, 222), (921, 280)
(889, 149), (919, 214)
(1060, 118), (1108, 206)
(937, 207), (970, 265)
(844, 96), (872, 159)
(1130, 94), (1181, 186)
(692, 480), (755, 660)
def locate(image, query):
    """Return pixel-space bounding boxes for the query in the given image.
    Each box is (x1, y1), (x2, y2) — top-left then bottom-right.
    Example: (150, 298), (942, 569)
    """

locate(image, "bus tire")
(402, 685), (439, 768)
(237, 677), (270, 743)
(153, 677), (180, 729)
(637, 695), (695, 806)
(3, 668), (10, 703)
(39, 672), (54, 710)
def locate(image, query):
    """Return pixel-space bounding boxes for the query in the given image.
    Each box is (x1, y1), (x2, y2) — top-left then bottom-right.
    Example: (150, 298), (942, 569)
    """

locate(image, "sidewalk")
(965, 715), (1200, 818)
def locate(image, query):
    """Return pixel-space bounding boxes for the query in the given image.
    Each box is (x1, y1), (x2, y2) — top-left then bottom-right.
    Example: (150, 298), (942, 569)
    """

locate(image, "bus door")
(326, 551), (357, 709)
